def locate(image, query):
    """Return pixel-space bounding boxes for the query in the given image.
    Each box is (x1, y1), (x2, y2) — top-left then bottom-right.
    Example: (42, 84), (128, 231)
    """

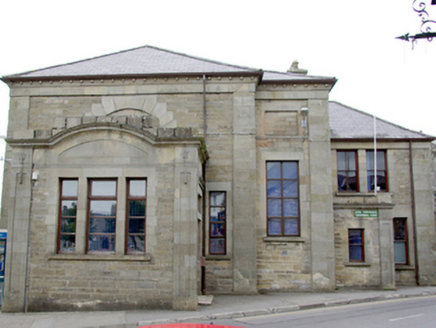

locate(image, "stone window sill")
(345, 262), (370, 267)
(206, 255), (232, 261)
(395, 264), (415, 271)
(49, 253), (152, 262)
(263, 237), (305, 243)
(335, 192), (389, 197)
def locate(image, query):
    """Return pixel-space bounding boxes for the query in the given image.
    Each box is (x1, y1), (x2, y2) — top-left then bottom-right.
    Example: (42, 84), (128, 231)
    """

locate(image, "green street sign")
(354, 210), (379, 218)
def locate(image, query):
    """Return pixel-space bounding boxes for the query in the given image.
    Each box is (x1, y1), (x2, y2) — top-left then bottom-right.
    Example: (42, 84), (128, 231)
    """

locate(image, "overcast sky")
(1, 0), (436, 205)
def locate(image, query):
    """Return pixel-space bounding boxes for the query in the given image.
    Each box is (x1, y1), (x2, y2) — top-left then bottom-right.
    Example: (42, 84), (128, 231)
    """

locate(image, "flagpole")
(374, 114), (377, 195)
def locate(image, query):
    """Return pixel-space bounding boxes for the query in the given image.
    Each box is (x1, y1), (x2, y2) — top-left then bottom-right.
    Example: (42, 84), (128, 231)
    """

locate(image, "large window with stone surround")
(87, 179), (117, 253)
(209, 191), (226, 254)
(58, 179), (78, 253)
(126, 179), (147, 254)
(266, 161), (300, 236)
(393, 218), (408, 264)
(366, 150), (388, 192)
(337, 150), (358, 192)
(348, 229), (365, 262)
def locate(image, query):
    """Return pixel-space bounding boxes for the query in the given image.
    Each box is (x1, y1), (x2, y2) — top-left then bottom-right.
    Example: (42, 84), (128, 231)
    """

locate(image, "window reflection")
(210, 191), (226, 255)
(266, 161), (299, 236)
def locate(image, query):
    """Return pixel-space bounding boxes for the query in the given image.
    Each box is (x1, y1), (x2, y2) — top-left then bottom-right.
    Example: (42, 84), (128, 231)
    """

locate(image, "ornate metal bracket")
(397, 0), (436, 43)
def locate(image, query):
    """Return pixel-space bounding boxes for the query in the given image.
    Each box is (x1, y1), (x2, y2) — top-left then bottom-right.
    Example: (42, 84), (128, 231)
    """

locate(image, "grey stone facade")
(0, 46), (435, 312)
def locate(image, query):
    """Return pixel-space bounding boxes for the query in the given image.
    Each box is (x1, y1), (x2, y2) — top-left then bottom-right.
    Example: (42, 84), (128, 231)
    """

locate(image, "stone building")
(0, 46), (435, 312)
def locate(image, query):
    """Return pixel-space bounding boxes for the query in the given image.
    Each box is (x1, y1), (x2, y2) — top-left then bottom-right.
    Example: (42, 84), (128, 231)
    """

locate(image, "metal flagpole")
(374, 114), (377, 195)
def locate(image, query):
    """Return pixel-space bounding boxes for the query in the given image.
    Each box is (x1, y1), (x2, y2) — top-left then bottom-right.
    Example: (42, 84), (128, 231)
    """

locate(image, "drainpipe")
(201, 74), (207, 294)
(24, 152), (34, 312)
(203, 74), (207, 140)
(408, 140), (420, 285)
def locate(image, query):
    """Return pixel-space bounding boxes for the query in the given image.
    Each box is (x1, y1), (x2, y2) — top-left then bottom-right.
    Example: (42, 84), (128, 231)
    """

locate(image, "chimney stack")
(288, 60), (308, 75)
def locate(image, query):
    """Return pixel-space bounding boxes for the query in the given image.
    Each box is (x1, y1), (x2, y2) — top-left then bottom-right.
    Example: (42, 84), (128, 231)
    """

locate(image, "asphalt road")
(206, 295), (436, 327)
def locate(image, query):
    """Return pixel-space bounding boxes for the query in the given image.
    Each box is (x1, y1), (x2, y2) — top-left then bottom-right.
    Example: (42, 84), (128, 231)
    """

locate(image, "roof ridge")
(329, 100), (433, 138)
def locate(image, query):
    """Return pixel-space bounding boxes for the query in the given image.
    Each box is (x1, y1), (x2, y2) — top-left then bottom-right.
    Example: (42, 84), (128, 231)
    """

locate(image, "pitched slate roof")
(329, 101), (433, 140)
(2, 45), (335, 84)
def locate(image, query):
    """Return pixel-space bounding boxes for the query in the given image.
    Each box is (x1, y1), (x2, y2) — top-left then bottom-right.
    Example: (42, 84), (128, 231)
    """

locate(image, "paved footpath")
(1, 286), (436, 328)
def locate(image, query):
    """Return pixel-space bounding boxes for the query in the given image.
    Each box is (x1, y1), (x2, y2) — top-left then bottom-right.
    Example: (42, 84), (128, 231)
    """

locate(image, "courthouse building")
(1, 46), (435, 312)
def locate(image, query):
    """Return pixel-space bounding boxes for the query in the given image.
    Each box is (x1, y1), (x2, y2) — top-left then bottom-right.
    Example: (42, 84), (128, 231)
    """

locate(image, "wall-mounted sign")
(354, 210), (379, 218)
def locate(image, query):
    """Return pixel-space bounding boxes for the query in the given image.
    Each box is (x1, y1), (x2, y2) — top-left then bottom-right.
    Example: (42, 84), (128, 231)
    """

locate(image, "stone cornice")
(2, 73), (335, 91)
(1, 72), (262, 86)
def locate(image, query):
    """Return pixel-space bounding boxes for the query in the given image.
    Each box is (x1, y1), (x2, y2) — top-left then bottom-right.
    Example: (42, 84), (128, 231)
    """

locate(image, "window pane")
(129, 200), (145, 217)
(337, 152), (345, 170)
(267, 162), (281, 179)
(283, 199), (298, 217)
(377, 151), (386, 169)
(394, 220), (406, 240)
(368, 174), (386, 191)
(210, 239), (225, 254)
(282, 162), (297, 179)
(211, 223), (225, 237)
(128, 219), (145, 233)
(377, 172), (386, 178)
(88, 235), (115, 252)
(283, 180), (298, 197)
(349, 230), (362, 244)
(91, 181), (116, 196)
(210, 192), (225, 206)
(367, 151), (375, 170)
(89, 218), (116, 233)
(394, 241), (407, 263)
(349, 246), (363, 261)
(127, 235), (145, 252)
(62, 180), (78, 197)
(209, 190), (226, 255)
(268, 219), (282, 235)
(377, 176), (386, 190)
(129, 180), (146, 197)
(61, 201), (77, 216)
(211, 207), (226, 221)
(338, 171), (347, 190)
(267, 180), (281, 197)
(59, 179), (78, 253)
(61, 218), (76, 233)
(346, 172), (357, 191)
(284, 219), (299, 235)
(339, 171), (357, 191)
(268, 199), (282, 216)
(347, 152), (356, 169)
(60, 235), (75, 252)
(90, 200), (116, 216)
(367, 173), (375, 191)
(367, 151), (386, 168)
(126, 178), (147, 254)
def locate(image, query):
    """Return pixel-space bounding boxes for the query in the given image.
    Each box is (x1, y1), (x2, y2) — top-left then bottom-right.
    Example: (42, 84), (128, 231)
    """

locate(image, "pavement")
(1, 286), (436, 328)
